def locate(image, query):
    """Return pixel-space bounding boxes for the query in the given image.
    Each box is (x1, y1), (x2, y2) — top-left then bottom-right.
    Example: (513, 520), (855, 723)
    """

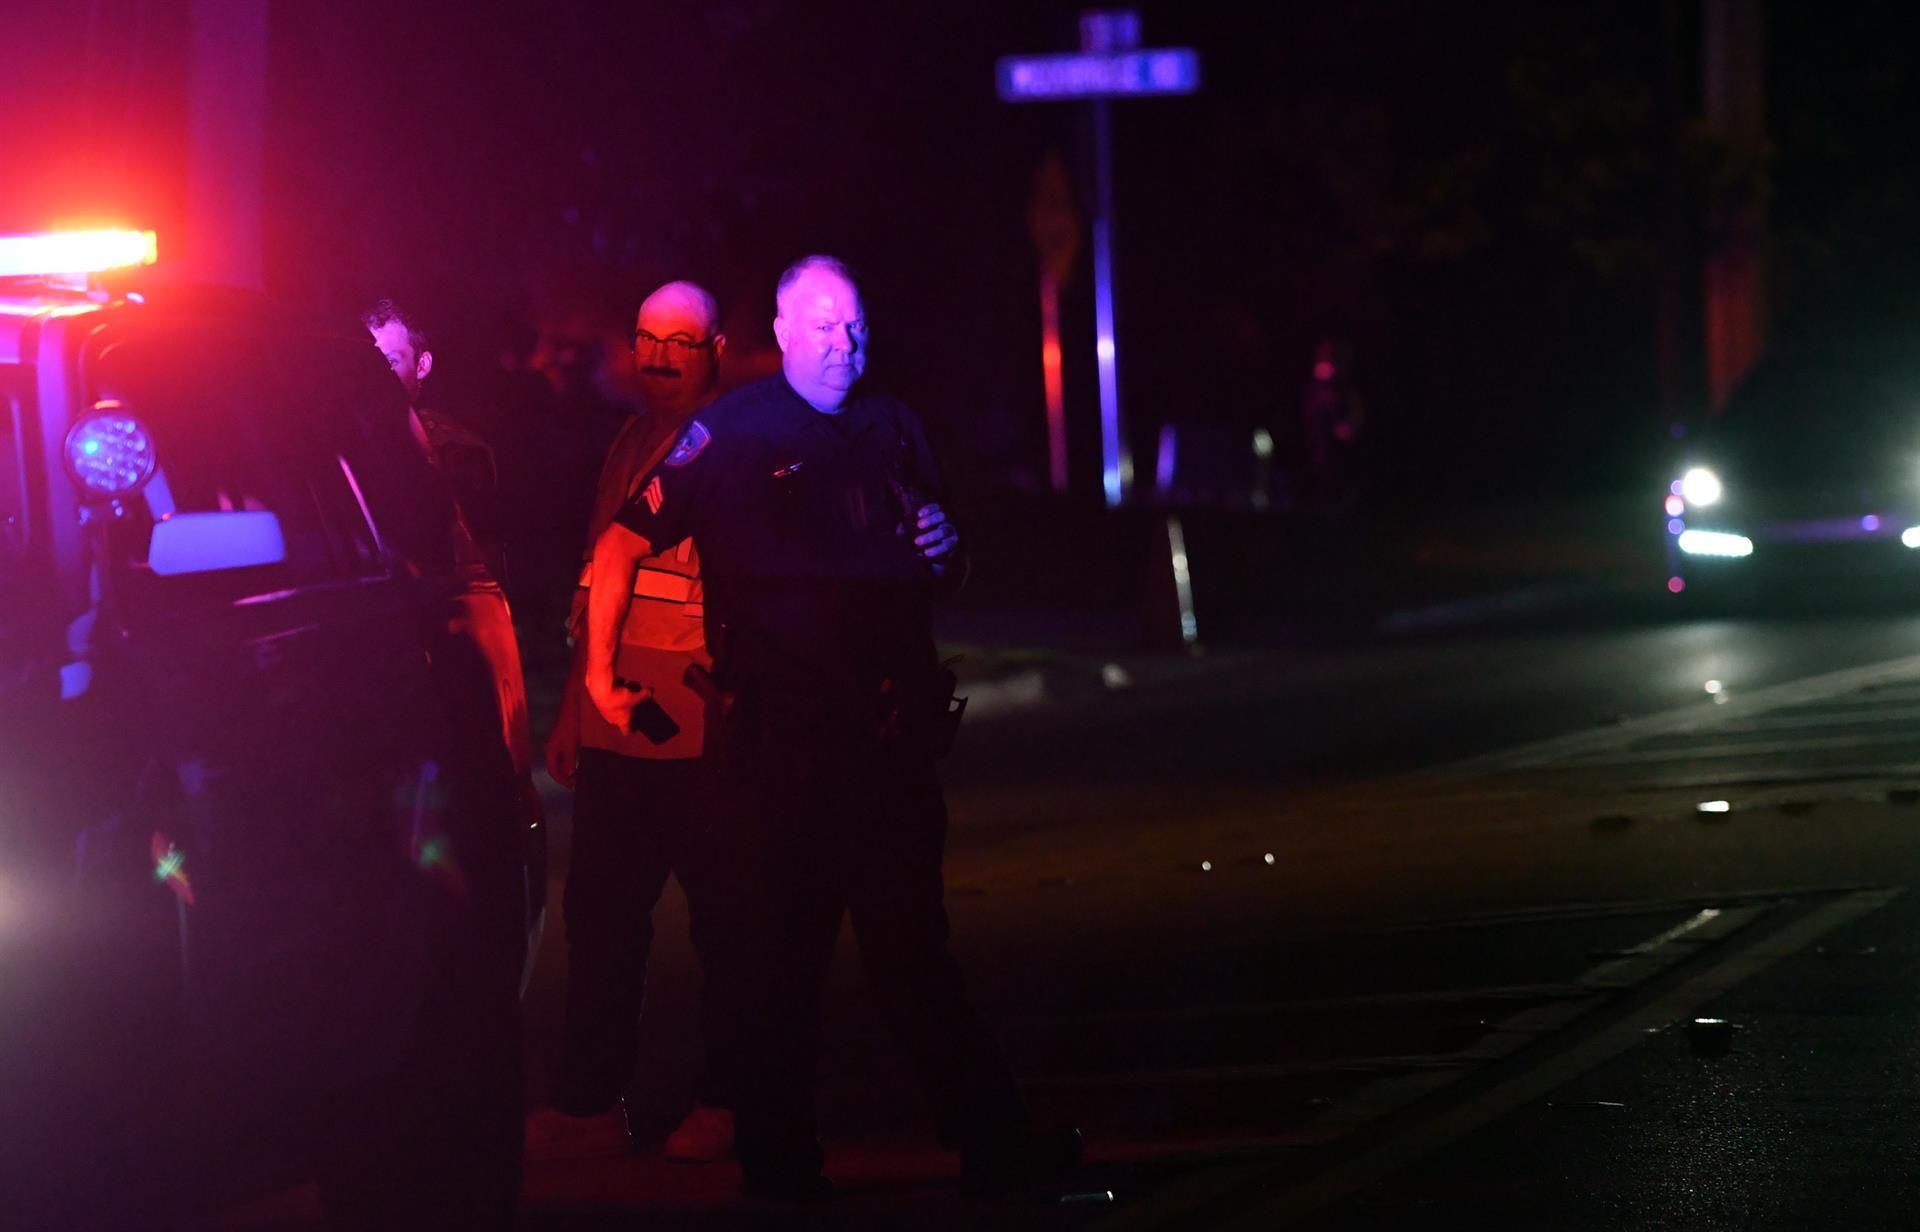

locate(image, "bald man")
(539, 281), (736, 1162)
(586, 256), (1079, 1199)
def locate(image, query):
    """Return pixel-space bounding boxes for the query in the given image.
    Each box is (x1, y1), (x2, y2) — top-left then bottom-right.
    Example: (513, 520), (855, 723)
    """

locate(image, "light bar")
(1677, 529), (1753, 558)
(0, 230), (157, 277)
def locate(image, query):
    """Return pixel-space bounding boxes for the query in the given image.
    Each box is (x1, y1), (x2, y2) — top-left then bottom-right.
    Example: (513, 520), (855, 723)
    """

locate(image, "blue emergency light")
(64, 407), (157, 498)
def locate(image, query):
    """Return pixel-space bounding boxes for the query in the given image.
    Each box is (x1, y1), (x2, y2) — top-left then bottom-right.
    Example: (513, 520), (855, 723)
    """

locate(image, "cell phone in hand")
(616, 678), (682, 744)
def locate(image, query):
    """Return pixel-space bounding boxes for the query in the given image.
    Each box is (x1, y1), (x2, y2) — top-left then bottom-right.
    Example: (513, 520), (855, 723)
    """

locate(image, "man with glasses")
(535, 280), (738, 1163)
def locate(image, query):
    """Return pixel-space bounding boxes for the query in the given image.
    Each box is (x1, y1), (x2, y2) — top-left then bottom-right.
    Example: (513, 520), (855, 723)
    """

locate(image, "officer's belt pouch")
(914, 662), (967, 758)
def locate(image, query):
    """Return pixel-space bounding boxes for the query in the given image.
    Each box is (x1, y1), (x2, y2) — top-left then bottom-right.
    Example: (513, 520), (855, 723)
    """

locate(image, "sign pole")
(1090, 96), (1129, 506)
(1040, 267), (1068, 491)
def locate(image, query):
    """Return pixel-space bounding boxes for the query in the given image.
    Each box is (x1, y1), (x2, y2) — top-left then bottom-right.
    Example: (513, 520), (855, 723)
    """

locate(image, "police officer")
(585, 256), (1080, 1199)
(541, 281), (736, 1160)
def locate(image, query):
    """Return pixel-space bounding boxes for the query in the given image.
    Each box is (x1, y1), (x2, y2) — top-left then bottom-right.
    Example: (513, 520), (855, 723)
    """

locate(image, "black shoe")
(961, 1125), (1084, 1194)
(741, 1167), (835, 1202)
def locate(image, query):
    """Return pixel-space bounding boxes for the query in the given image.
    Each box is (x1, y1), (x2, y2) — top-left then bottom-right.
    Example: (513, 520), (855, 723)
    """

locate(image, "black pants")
(552, 749), (727, 1115)
(715, 717), (1028, 1176)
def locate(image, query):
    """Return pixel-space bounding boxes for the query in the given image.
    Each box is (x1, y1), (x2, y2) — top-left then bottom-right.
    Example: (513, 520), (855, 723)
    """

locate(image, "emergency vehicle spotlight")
(0, 229), (158, 277)
(64, 410), (157, 498)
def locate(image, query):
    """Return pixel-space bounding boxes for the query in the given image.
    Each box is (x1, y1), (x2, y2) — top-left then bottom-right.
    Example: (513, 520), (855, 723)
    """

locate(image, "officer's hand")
(587, 671), (639, 735)
(544, 716), (581, 790)
(914, 503), (960, 561)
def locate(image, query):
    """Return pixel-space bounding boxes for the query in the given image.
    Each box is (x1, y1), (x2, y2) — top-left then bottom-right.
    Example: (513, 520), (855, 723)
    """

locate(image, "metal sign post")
(998, 11), (1200, 507)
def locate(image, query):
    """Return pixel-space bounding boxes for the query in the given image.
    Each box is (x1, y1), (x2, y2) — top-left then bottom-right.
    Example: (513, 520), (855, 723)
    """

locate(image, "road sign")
(996, 49), (1201, 103)
(1079, 10), (1141, 53)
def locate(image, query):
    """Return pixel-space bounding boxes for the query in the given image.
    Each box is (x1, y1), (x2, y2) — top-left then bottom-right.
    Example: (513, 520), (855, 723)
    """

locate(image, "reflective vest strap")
(576, 562), (699, 603)
(634, 570), (697, 604)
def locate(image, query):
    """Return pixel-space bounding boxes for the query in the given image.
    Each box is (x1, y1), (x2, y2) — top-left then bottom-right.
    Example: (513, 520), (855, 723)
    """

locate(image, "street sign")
(996, 48), (1201, 103)
(1079, 10), (1141, 53)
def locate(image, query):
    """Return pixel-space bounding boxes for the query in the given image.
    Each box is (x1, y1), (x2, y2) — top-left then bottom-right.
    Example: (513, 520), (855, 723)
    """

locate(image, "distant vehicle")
(0, 232), (545, 1228)
(1661, 335), (1920, 603)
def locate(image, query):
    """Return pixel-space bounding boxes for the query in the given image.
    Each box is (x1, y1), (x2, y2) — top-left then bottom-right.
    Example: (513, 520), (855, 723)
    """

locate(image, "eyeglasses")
(632, 330), (715, 355)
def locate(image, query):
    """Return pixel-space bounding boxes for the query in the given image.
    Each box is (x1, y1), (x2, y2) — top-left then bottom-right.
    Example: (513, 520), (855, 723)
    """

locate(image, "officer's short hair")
(775, 255), (862, 315)
(362, 298), (429, 354)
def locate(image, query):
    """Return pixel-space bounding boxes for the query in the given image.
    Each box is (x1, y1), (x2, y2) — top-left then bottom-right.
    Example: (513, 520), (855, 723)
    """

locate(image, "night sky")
(6, 1), (1919, 506)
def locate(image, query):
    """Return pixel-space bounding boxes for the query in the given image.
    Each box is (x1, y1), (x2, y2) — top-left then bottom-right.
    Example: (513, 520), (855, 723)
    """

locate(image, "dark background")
(6, 0), (1919, 512)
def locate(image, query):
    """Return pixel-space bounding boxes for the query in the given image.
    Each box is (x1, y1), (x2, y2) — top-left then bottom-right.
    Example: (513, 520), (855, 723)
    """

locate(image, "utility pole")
(1702, 0), (1766, 413)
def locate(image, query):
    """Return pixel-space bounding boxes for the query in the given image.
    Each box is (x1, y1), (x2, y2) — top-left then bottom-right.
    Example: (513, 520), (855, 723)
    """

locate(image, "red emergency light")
(0, 229), (158, 278)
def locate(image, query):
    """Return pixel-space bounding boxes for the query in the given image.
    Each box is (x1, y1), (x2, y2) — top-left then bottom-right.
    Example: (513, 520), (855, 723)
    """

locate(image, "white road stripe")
(1444, 653), (1920, 775)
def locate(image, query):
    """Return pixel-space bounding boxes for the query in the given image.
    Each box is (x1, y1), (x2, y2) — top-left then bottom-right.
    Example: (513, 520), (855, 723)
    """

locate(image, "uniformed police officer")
(584, 256), (1080, 1199)
(540, 281), (736, 1161)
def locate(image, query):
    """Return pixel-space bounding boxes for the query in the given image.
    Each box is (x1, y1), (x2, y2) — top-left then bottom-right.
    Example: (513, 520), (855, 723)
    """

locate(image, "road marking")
(1442, 653), (1920, 774)
(1553, 731), (1920, 768)
(1020, 908), (1759, 1138)
(1101, 887), (1901, 1231)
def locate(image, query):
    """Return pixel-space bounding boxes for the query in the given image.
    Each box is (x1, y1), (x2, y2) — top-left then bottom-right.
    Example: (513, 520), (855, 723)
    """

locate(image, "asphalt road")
(218, 607), (1920, 1229)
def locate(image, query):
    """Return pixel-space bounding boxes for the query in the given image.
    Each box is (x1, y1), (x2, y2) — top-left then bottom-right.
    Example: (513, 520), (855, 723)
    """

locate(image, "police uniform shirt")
(612, 374), (946, 695)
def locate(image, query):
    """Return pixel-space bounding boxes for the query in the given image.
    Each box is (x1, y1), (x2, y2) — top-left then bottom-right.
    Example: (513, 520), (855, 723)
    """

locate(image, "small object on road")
(1684, 1016), (1740, 1056)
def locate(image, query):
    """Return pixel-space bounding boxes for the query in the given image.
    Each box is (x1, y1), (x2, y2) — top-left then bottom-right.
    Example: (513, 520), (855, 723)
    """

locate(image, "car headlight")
(1680, 467), (1723, 507)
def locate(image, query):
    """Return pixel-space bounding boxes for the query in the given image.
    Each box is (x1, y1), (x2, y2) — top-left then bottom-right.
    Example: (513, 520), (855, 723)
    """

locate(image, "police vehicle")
(0, 231), (545, 1227)
(1662, 332), (1920, 605)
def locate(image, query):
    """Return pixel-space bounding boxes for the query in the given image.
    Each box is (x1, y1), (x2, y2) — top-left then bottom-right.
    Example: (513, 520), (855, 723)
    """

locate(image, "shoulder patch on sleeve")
(665, 420), (712, 467)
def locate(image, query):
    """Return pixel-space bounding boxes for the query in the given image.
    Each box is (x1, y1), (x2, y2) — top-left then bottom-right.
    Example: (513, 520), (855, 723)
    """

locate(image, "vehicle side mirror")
(147, 511), (287, 576)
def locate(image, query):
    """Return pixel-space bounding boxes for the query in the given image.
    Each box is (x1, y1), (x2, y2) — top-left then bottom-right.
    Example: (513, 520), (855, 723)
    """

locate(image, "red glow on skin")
(1668, 576), (1687, 594)
(1313, 360), (1336, 381)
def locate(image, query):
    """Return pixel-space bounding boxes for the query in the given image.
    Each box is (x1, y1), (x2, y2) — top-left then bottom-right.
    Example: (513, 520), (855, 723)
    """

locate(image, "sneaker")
(663, 1104), (736, 1162)
(961, 1125), (1084, 1194)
